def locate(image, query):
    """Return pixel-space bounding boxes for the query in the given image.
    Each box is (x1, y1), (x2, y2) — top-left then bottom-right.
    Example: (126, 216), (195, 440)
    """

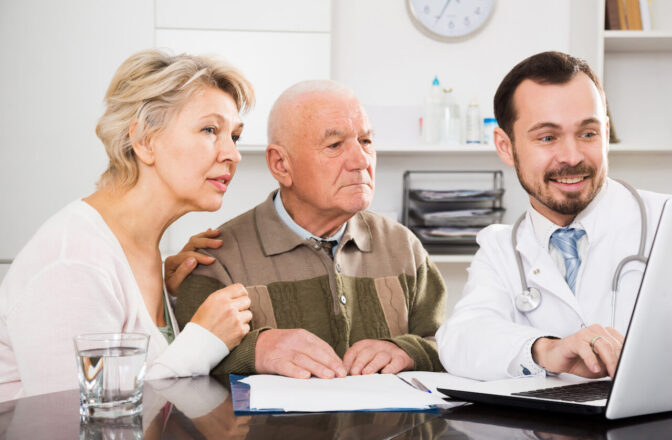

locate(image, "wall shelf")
(430, 254), (474, 264)
(373, 144), (496, 154)
(604, 30), (672, 52)
(609, 143), (672, 153)
(238, 144), (672, 154)
(238, 145), (267, 153)
(237, 144), (497, 154)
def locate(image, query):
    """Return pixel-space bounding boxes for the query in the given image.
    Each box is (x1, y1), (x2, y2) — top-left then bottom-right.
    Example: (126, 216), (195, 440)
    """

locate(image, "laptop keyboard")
(511, 380), (613, 402)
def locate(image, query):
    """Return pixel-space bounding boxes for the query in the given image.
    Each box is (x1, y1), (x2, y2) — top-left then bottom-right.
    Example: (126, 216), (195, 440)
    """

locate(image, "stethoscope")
(512, 180), (648, 328)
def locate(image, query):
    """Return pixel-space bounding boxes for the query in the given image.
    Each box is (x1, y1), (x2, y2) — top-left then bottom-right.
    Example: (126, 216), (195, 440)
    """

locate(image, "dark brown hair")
(493, 51), (605, 141)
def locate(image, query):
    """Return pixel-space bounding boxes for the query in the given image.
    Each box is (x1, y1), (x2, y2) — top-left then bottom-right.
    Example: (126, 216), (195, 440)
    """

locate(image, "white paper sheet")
(240, 373), (475, 412)
(396, 371), (481, 394)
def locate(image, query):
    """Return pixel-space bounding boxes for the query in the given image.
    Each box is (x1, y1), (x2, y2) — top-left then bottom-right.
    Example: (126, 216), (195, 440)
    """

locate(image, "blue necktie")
(550, 227), (586, 293)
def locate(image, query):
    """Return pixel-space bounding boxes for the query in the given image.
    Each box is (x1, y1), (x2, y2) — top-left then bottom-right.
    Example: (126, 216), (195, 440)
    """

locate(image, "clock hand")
(435, 0), (452, 24)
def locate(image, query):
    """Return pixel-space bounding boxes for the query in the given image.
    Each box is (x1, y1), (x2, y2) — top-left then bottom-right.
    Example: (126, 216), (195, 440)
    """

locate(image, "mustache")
(544, 163), (595, 182)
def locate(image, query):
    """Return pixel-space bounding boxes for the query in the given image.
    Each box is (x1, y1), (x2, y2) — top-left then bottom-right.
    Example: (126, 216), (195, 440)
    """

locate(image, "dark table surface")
(2, 375), (671, 439)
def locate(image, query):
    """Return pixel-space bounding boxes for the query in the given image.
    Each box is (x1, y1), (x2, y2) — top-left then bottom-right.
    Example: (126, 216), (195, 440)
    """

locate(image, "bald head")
(264, 79), (375, 238)
(267, 80), (357, 147)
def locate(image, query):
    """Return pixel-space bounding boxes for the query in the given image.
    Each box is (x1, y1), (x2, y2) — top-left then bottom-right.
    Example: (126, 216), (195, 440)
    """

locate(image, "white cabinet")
(595, 2), (672, 221)
(155, 1), (332, 254)
(156, 0), (330, 32)
(602, 32), (672, 150)
(155, 30), (330, 147)
(573, 0), (672, 152)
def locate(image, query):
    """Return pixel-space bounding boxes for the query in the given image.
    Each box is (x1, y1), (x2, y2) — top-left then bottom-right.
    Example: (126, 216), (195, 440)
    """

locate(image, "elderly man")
(171, 80), (446, 378)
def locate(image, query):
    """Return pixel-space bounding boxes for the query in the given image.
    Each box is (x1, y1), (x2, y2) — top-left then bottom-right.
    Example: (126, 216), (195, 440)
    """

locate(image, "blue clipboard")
(230, 374), (440, 415)
(231, 374), (284, 414)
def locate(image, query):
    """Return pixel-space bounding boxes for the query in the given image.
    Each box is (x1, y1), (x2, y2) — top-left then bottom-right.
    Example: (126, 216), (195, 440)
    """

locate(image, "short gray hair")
(96, 49), (254, 189)
(267, 80), (354, 145)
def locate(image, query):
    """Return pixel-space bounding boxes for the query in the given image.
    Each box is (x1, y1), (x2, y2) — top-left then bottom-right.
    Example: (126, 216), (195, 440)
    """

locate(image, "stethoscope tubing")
(511, 180), (648, 327)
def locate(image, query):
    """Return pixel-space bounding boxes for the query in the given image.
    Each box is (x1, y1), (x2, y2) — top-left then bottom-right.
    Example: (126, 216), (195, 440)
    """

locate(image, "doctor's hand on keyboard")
(532, 324), (625, 379)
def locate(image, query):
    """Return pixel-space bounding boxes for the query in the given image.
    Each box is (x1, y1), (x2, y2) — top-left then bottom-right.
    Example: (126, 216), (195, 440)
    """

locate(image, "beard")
(513, 148), (606, 216)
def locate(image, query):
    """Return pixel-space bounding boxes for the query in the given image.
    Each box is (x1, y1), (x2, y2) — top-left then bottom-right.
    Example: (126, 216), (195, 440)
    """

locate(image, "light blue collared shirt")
(273, 191), (346, 256)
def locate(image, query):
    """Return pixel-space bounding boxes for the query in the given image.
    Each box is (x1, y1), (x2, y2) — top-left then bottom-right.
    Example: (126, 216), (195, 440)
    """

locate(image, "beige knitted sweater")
(175, 191), (447, 375)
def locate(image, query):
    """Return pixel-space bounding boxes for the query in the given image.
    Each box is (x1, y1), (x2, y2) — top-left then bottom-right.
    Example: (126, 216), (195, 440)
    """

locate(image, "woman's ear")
(129, 121), (155, 166)
(493, 127), (515, 167)
(266, 144), (292, 187)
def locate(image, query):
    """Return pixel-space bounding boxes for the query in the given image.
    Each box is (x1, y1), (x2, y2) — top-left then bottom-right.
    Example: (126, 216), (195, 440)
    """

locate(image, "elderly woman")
(0, 49), (254, 399)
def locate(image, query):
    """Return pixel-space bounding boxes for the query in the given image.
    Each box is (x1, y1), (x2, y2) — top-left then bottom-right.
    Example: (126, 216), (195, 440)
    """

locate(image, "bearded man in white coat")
(436, 51), (670, 381)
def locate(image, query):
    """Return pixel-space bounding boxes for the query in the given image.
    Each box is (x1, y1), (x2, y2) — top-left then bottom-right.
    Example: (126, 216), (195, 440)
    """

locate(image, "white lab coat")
(436, 179), (670, 380)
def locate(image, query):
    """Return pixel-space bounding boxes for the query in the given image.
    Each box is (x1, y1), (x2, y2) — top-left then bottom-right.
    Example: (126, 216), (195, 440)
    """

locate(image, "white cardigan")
(0, 200), (229, 400)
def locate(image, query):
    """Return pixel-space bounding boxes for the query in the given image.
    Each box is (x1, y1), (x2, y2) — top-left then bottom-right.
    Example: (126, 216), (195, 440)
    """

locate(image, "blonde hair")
(96, 49), (254, 189)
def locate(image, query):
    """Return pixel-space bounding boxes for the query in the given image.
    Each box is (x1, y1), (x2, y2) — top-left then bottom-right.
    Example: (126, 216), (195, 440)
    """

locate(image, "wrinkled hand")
(343, 339), (414, 375)
(190, 283), (252, 350)
(532, 324), (625, 378)
(164, 228), (222, 296)
(255, 329), (347, 379)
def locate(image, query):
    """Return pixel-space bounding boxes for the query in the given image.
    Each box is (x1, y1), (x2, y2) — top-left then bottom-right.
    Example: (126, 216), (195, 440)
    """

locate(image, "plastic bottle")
(422, 76), (443, 144)
(482, 118), (498, 146)
(465, 99), (482, 144)
(440, 88), (461, 146)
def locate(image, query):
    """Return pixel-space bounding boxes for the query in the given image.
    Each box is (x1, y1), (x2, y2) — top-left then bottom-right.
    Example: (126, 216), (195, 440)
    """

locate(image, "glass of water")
(74, 333), (149, 419)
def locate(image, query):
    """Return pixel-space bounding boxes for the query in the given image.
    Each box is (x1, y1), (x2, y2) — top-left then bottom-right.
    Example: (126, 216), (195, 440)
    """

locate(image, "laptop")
(439, 198), (672, 420)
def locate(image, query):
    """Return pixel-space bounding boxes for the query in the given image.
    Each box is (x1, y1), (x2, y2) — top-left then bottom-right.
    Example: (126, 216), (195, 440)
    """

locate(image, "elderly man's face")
(286, 93), (376, 219)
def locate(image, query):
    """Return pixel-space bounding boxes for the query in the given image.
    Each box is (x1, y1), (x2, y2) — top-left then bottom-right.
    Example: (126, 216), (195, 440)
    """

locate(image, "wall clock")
(407, 0), (495, 41)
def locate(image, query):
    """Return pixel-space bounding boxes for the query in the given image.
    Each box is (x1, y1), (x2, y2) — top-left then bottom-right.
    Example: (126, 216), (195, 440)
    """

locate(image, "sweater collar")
(273, 189), (347, 245)
(254, 190), (372, 256)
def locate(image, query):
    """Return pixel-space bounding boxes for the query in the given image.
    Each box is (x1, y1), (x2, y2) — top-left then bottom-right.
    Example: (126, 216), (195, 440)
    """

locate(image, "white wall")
(333, 0), (571, 112)
(0, 0), (154, 261)
(0, 0), (330, 260)
(331, 0), (573, 223)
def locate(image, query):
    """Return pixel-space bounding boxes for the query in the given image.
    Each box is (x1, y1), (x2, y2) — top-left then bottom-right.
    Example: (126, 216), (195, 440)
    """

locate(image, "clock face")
(407, 0), (495, 41)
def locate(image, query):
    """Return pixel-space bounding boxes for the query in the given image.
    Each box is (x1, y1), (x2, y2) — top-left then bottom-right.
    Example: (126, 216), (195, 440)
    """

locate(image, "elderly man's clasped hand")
(255, 328), (414, 379)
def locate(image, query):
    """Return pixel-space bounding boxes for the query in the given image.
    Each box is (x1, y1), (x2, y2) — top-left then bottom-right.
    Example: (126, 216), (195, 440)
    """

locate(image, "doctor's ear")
(129, 120), (156, 166)
(494, 127), (515, 167)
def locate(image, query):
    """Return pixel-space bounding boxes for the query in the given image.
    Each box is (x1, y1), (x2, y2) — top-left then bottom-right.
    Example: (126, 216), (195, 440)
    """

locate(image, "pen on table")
(397, 375), (416, 390)
(411, 378), (432, 394)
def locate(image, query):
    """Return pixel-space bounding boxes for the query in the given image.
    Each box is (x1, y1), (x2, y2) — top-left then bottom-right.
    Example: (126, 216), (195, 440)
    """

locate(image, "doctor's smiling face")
(494, 72), (609, 226)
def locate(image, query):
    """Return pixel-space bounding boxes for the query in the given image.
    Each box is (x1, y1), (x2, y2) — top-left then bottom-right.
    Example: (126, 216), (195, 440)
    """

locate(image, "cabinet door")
(156, 0), (330, 32)
(155, 29), (330, 254)
(155, 29), (331, 146)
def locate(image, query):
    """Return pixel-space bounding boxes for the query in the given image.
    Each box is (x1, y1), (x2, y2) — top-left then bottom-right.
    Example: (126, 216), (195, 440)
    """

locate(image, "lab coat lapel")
(515, 216), (582, 314)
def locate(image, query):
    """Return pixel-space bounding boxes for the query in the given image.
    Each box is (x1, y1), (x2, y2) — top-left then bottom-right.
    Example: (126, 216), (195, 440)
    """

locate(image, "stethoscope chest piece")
(516, 287), (541, 313)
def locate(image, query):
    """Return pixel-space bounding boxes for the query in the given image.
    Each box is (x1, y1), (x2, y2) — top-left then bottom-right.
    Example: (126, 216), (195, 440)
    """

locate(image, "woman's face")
(150, 87), (243, 213)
